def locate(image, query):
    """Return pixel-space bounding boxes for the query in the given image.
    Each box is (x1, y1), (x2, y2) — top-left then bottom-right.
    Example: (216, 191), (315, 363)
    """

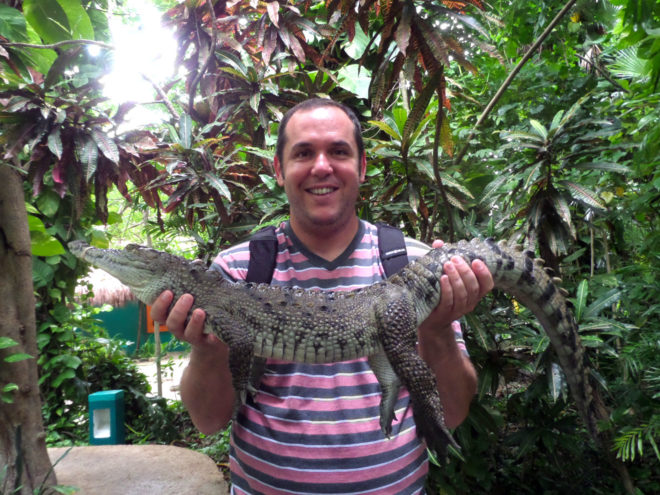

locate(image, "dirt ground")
(134, 351), (189, 401)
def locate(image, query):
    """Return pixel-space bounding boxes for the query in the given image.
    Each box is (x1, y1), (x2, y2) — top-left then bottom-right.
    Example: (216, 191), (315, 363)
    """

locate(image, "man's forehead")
(289, 138), (353, 149)
(285, 107), (357, 147)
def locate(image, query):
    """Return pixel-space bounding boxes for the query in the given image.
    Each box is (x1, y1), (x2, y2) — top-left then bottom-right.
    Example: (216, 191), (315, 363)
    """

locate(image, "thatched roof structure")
(75, 267), (136, 307)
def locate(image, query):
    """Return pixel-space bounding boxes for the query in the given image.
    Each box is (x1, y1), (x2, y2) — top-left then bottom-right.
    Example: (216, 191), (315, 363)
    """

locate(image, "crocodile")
(68, 238), (608, 458)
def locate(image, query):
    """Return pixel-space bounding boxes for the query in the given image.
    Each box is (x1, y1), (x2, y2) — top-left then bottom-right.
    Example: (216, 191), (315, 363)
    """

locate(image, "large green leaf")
(0, 337), (19, 350)
(0, 6), (57, 76)
(23, 0), (70, 43)
(584, 289), (622, 319)
(561, 181), (607, 210)
(203, 172), (232, 201)
(575, 279), (588, 322)
(55, 0), (94, 40)
(31, 230), (66, 256)
(343, 22), (369, 60)
(337, 64), (371, 99)
(529, 119), (548, 140)
(47, 127), (63, 159)
(75, 134), (98, 180)
(571, 161), (631, 174)
(0, 5), (29, 41)
(367, 120), (401, 140)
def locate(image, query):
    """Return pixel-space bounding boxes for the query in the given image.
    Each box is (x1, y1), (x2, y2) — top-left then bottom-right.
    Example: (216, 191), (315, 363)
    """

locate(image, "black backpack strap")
(377, 223), (408, 277)
(246, 226), (279, 284)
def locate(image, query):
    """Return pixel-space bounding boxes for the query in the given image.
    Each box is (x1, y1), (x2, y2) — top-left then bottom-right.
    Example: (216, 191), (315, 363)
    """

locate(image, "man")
(151, 98), (493, 493)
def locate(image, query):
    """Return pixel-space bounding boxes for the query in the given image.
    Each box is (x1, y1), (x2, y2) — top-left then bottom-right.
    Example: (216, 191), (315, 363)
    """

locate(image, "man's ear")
(274, 156), (285, 186)
(359, 153), (367, 183)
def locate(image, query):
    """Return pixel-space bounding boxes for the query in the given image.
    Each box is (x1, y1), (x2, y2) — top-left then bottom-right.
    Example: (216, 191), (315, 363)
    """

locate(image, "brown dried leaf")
(394, 4), (412, 55)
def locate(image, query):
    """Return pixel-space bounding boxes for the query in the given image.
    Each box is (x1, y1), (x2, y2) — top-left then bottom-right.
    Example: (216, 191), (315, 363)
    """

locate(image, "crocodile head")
(69, 241), (175, 305)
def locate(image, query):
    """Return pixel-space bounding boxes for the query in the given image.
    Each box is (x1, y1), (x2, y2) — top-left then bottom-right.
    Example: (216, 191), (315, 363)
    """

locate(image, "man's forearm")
(418, 322), (477, 428)
(180, 344), (235, 434)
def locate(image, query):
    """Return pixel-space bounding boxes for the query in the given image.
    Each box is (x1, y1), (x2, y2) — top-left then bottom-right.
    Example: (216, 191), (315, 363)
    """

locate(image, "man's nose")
(311, 152), (332, 175)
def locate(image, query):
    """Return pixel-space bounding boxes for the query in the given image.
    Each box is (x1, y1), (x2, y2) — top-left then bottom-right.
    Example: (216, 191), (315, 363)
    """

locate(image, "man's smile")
(307, 186), (337, 195)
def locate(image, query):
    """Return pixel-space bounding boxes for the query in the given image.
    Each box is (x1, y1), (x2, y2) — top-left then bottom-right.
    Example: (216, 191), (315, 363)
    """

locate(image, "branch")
(575, 53), (629, 93)
(0, 39), (113, 51)
(141, 73), (178, 118)
(452, 0), (578, 167)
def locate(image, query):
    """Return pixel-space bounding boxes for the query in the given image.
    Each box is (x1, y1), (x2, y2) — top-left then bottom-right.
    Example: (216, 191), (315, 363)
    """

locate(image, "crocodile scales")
(68, 238), (607, 457)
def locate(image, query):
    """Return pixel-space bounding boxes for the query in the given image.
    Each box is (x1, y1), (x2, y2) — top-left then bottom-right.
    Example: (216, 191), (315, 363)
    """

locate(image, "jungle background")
(1, 0), (658, 493)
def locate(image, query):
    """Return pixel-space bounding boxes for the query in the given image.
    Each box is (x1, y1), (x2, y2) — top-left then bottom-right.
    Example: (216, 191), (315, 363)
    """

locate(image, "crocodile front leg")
(215, 318), (257, 417)
(375, 289), (459, 458)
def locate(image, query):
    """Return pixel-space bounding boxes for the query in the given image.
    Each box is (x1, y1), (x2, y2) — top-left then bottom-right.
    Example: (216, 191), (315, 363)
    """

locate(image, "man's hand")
(427, 239), (494, 326)
(151, 291), (220, 349)
(417, 240), (492, 427)
(152, 291), (233, 433)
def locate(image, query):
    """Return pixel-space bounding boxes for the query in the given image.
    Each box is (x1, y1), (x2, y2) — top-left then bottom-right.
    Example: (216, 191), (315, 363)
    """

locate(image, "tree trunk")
(0, 164), (56, 493)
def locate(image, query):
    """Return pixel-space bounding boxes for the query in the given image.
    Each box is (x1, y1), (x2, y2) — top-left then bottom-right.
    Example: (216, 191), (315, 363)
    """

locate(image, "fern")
(614, 421), (660, 462)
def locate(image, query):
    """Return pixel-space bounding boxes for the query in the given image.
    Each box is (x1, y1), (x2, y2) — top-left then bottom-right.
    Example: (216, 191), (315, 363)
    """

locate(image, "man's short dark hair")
(275, 98), (364, 166)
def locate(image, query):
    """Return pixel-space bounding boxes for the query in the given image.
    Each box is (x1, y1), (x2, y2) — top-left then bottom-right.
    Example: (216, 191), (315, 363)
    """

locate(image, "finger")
(454, 257), (486, 307)
(445, 258), (469, 309)
(438, 273), (453, 314)
(431, 239), (445, 249)
(150, 290), (173, 322)
(472, 259), (494, 296)
(166, 294), (195, 338)
(183, 308), (208, 345)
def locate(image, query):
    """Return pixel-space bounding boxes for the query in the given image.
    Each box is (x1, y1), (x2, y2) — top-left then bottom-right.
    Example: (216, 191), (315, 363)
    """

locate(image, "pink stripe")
(261, 371), (376, 389)
(256, 390), (380, 412)
(348, 248), (381, 260)
(232, 419), (419, 459)
(213, 247), (250, 266)
(231, 441), (426, 489)
(273, 264), (380, 282)
(241, 405), (384, 436)
(229, 458), (281, 495)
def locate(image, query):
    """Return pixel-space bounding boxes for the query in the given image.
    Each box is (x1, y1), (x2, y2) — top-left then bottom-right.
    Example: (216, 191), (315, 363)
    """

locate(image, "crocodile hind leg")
(375, 291), (459, 458)
(368, 351), (402, 437)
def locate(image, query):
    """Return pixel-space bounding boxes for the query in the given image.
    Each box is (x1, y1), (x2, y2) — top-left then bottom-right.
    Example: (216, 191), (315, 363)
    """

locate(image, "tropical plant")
(1, 0), (659, 492)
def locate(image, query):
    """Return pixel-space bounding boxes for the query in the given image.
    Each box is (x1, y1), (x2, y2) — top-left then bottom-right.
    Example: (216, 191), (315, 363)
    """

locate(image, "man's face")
(274, 106), (367, 233)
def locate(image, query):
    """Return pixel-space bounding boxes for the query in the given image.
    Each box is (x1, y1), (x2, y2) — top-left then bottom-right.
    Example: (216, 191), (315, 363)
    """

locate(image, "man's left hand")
(428, 240), (494, 325)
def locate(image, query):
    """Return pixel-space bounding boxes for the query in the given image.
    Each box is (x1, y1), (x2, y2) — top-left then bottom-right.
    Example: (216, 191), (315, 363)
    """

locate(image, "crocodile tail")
(465, 238), (605, 442)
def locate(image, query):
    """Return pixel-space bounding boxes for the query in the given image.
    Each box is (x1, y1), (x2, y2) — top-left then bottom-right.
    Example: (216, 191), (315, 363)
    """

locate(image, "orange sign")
(146, 305), (169, 333)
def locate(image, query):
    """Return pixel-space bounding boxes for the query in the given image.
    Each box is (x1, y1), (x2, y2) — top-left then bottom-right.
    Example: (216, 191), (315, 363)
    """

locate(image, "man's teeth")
(310, 187), (334, 195)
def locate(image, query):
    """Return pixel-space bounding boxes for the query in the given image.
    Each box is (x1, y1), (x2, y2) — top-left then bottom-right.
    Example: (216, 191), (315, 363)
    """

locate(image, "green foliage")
(41, 299), (186, 446)
(1, 0), (660, 491)
(0, 337), (32, 404)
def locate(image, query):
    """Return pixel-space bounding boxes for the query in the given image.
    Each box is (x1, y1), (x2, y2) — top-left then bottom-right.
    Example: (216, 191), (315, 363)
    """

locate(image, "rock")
(48, 445), (229, 494)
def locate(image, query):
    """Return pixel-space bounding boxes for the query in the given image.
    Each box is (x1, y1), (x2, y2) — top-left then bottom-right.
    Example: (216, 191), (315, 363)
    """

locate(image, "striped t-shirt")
(211, 220), (465, 495)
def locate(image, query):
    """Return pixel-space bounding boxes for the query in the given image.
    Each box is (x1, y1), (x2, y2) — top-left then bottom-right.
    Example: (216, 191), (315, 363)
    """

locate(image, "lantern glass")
(92, 408), (112, 439)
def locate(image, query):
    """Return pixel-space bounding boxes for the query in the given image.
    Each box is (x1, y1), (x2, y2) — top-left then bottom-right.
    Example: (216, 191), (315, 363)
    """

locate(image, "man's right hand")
(150, 291), (220, 348)
(152, 290), (234, 433)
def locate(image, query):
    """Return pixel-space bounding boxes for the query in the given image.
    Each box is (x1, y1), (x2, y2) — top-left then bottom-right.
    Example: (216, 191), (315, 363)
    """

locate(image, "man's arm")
(151, 291), (234, 434)
(417, 244), (493, 428)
